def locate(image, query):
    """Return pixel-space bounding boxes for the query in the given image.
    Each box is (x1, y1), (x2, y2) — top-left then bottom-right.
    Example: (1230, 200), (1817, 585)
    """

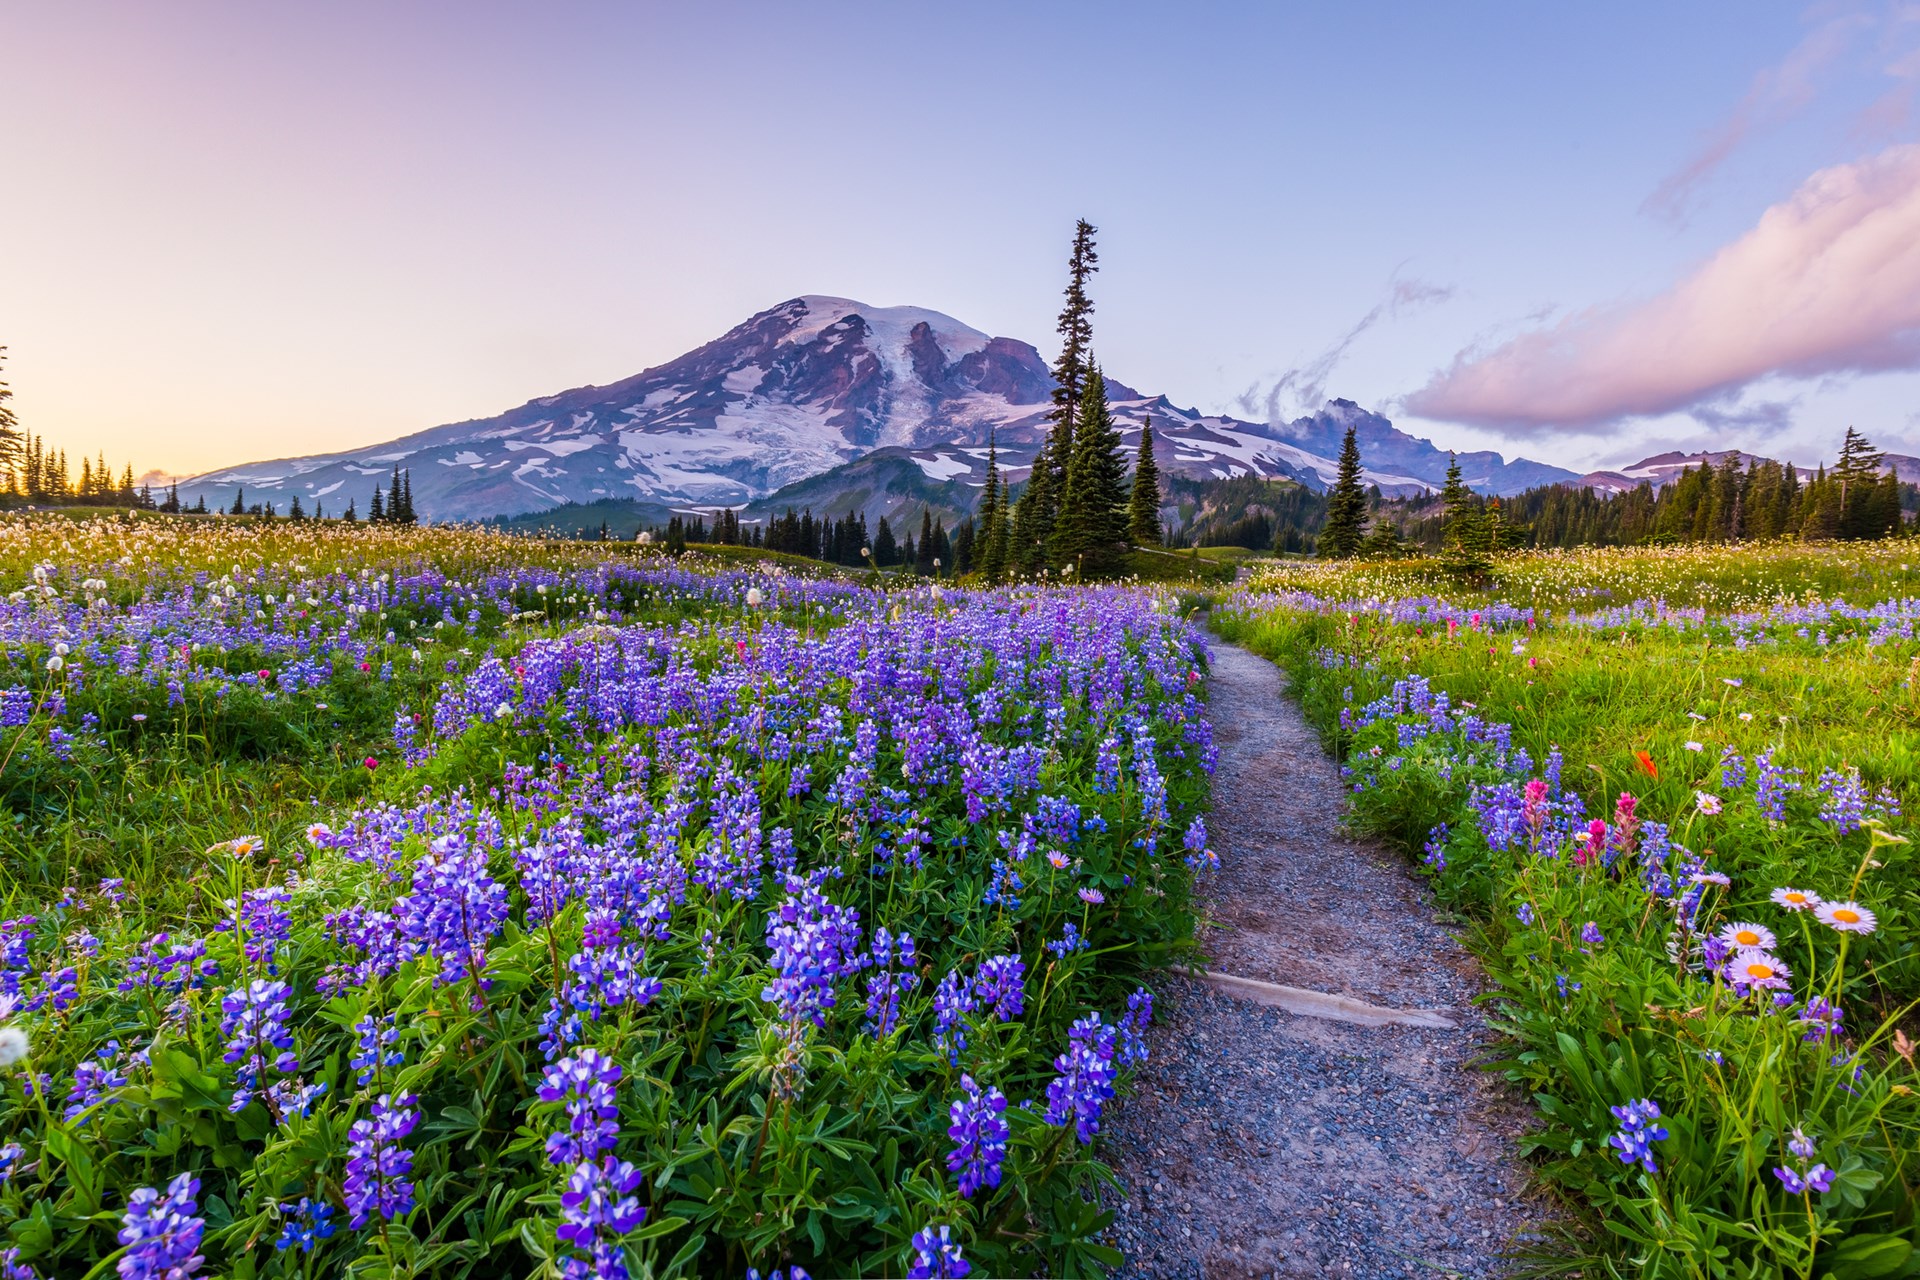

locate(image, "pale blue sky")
(5, 2), (1918, 475)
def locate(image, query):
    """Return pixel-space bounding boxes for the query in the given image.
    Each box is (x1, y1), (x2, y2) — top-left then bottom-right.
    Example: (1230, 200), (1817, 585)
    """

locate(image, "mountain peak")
(173, 298), (1579, 521)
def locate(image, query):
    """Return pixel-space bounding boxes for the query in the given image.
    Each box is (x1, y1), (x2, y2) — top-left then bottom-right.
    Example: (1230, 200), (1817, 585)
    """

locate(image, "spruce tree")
(1128, 414), (1163, 546)
(874, 516), (898, 566)
(1011, 220), (1099, 568)
(978, 435), (1008, 583)
(230, 487), (246, 516)
(1317, 423), (1366, 559)
(0, 348), (21, 488)
(1055, 368), (1128, 573)
(399, 469), (416, 524)
(1438, 454), (1491, 574)
(370, 485), (386, 523)
(917, 509), (936, 574)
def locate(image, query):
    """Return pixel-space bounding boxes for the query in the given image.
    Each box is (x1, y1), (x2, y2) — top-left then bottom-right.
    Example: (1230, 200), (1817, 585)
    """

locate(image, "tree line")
(1312, 425), (1917, 565)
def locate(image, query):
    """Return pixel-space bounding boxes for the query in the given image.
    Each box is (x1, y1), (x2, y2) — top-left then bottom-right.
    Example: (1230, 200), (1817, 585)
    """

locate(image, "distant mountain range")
(172, 296), (1912, 528)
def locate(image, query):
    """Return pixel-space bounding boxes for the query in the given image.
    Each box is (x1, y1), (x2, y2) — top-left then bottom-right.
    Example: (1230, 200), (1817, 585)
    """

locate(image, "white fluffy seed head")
(0, 1027), (29, 1066)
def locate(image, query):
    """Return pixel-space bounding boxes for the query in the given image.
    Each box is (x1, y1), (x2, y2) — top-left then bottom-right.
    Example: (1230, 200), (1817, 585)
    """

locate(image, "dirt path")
(1106, 640), (1559, 1279)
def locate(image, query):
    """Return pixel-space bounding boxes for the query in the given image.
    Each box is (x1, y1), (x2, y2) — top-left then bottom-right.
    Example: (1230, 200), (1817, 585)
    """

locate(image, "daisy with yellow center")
(228, 835), (264, 858)
(1716, 922), (1776, 951)
(1769, 887), (1821, 912)
(1724, 948), (1791, 991)
(1047, 851), (1071, 870)
(1815, 901), (1877, 934)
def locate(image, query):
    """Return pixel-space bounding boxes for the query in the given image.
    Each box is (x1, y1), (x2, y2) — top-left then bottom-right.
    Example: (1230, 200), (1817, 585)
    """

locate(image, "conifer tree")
(1438, 453), (1491, 574)
(1012, 220), (1099, 568)
(874, 516), (897, 566)
(0, 349), (20, 489)
(370, 485), (386, 523)
(1317, 423), (1367, 559)
(1055, 368), (1128, 573)
(978, 435), (1008, 583)
(230, 487), (246, 516)
(1128, 414), (1163, 546)
(917, 509), (936, 574)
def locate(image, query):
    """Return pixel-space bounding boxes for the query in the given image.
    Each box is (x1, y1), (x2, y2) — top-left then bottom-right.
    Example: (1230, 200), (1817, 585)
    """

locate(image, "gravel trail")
(1106, 640), (1559, 1279)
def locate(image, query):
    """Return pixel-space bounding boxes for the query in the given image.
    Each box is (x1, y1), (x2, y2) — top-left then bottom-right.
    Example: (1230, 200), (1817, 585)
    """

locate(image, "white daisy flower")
(1717, 922), (1776, 951)
(1724, 948), (1790, 990)
(1695, 791), (1722, 815)
(1770, 887), (1822, 912)
(1815, 901), (1877, 934)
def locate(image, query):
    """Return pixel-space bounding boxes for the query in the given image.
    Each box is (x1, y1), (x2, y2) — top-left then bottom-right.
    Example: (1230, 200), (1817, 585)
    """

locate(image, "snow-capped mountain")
(176, 296), (1575, 521)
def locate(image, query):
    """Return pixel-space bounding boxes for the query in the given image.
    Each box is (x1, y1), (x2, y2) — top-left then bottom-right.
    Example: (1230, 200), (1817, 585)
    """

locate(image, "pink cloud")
(1406, 144), (1920, 432)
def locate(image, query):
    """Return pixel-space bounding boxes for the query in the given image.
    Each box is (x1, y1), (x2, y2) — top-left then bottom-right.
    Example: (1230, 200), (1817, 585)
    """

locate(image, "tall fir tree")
(1317, 423), (1366, 559)
(1055, 367), (1129, 573)
(0, 348), (21, 491)
(1012, 219), (1099, 570)
(369, 485), (386, 523)
(1127, 414), (1163, 546)
(917, 508), (936, 574)
(976, 433), (1004, 582)
(1438, 453), (1491, 572)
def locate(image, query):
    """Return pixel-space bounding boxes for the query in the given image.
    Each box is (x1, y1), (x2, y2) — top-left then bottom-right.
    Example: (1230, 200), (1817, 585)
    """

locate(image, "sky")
(5, 1), (1920, 480)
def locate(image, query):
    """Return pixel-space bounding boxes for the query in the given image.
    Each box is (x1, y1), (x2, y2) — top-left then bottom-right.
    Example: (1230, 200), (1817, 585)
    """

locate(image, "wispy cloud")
(1406, 144), (1920, 434)
(1234, 275), (1454, 426)
(1644, 11), (1873, 224)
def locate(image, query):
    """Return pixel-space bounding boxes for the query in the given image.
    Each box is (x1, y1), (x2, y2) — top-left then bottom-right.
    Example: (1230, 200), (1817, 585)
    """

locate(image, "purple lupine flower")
(1044, 1014), (1118, 1143)
(1580, 922), (1604, 946)
(906, 1224), (972, 1279)
(566, 945), (663, 1022)
(219, 978), (296, 1113)
(1774, 1163), (1836, 1195)
(862, 930), (918, 1038)
(116, 1172), (204, 1280)
(1118, 987), (1153, 1067)
(972, 955), (1025, 1022)
(1797, 997), (1844, 1043)
(1787, 1126), (1818, 1160)
(539, 1048), (623, 1165)
(1421, 823), (1449, 872)
(0, 1144), (21, 1184)
(273, 1197), (336, 1253)
(236, 887), (293, 968)
(945, 1075), (1009, 1199)
(981, 859), (1023, 911)
(1607, 1098), (1669, 1174)
(1753, 751), (1799, 821)
(760, 875), (863, 1028)
(557, 1156), (647, 1279)
(1815, 767), (1868, 834)
(344, 1092), (420, 1229)
(394, 851), (509, 998)
(64, 1040), (128, 1125)
(1045, 922), (1086, 958)
(1718, 747), (1747, 791)
(1, 1245), (35, 1280)
(351, 1014), (403, 1085)
(932, 969), (977, 1065)
(1181, 817), (1217, 871)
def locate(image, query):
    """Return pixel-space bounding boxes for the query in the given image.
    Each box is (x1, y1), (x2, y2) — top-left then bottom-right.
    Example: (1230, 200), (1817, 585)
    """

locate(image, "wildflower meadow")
(0, 514), (1215, 1278)
(1218, 543), (1920, 1279)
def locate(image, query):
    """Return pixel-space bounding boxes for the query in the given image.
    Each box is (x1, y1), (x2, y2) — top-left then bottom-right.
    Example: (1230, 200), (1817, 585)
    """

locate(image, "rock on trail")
(1106, 641), (1558, 1278)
